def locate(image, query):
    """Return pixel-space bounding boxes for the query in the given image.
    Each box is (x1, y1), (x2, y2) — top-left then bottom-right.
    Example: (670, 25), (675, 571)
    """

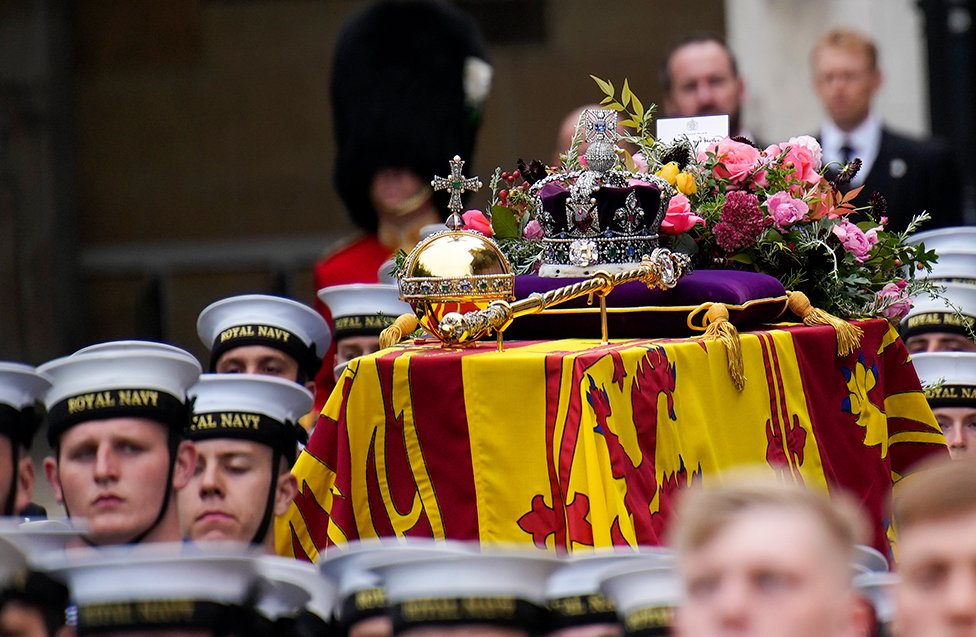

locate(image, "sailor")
(912, 352), (976, 459)
(41, 544), (262, 637)
(598, 557), (680, 637)
(363, 541), (559, 637)
(547, 550), (670, 637)
(197, 294), (331, 393)
(902, 283), (976, 354)
(177, 373), (312, 551)
(318, 284), (413, 380)
(0, 362), (50, 518)
(39, 344), (200, 545)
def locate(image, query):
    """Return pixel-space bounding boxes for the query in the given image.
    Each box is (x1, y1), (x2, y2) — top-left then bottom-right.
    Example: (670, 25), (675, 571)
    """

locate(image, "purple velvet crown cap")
(539, 181), (662, 237)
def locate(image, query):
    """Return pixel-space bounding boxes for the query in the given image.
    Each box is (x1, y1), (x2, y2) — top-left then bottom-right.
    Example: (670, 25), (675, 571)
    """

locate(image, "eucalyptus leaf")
(590, 75), (614, 97)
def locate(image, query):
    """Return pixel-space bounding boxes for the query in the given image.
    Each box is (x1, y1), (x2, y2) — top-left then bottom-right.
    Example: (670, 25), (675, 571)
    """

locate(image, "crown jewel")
(530, 108), (674, 277)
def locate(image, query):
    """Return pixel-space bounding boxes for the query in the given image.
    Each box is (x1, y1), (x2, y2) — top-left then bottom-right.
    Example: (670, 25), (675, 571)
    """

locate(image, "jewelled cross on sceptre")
(432, 155), (482, 229)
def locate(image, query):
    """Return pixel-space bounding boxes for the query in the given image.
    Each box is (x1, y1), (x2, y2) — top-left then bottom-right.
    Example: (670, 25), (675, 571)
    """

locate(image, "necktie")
(840, 141), (855, 165)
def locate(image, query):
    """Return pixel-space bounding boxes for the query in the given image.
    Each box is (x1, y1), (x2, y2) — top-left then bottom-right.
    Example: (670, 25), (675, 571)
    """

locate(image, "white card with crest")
(656, 115), (729, 152)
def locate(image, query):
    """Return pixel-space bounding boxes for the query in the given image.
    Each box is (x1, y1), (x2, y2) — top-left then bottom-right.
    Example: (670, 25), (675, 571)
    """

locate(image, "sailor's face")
(906, 332), (976, 354)
(214, 345), (301, 381)
(46, 418), (178, 545)
(178, 438), (276, 544)
(934, 407), (976, 460)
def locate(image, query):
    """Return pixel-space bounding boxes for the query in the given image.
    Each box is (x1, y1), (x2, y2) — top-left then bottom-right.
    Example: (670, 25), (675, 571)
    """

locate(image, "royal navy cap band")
(208, 325), (321, 379)
(187, 410), (307, 464)
(924, 383), (976, 407)
(333, 314), (400, 340)
(548, 593), (617, 628)
(77, 600), (245, 635)
(390, 597), (549, 634)
(339, 586), (387, 626)
(902, 312), (976, 338)
(47, 389), (188, 447)
(623, 605), (674, 637)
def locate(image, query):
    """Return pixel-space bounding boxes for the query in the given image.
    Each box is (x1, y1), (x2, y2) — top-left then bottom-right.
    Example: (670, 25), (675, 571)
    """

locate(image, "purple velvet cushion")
(504, 269), (788, 339)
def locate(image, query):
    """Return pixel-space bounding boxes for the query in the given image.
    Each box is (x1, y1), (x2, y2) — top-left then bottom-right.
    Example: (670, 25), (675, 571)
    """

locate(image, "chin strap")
(250, 450), (281, 546)
(3, 442), (19, 516)
(125, 433), (180, 545)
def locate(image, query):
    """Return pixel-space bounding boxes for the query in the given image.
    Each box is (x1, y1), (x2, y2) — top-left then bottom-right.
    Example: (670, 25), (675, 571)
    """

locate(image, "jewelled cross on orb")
(432, 155), (482, 229)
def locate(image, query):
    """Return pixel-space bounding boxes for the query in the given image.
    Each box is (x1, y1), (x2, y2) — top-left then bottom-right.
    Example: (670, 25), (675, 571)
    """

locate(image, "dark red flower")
(713, 191), (765, 253)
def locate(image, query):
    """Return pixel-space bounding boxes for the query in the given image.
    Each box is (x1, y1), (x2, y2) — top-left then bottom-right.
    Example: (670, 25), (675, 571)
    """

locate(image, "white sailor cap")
(852, 544), (889, 574)
(598, 562), (680, 637)
(38, 346), (201, 446)
(257, 555), (336, 622)
(378, 258), (399, 285)
(547, 549), (671, 629)
(911, 351), (976, 406)
(0, 362), (50, 449)
(74, 340), (195, 357)
(364, 541), (561, 633)
(318, 284), (413, 341)
(197, 294), (331, 379)
(0, 518), (86, 565)
(41, 544), (260, 635)
(906, 226), (976, 253)
(186, 374), (313, 464)
(318, 539), (443, 625)
(902, 283), (976, 339)
(922, 250), (976, 284)
(854, 571), (898, 625)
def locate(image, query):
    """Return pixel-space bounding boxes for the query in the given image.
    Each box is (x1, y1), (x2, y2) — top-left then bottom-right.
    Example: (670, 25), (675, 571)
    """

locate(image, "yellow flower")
(655, 161), (679, 185)
(675, 171), (698, 195)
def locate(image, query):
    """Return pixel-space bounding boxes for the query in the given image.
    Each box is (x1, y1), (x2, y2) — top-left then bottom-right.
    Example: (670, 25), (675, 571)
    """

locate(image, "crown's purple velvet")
(539, 181), (662, 236)
(505, 269), (787, 339)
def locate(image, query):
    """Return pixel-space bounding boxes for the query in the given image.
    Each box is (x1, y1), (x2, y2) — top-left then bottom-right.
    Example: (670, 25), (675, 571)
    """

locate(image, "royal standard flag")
(278, 319), (946, 560)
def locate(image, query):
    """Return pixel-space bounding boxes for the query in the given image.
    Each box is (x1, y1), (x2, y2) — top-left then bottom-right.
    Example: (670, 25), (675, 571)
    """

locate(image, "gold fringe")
(695, 303), (746, 391)
(786, 291), (863, 357)
(379, 313), (419, 349)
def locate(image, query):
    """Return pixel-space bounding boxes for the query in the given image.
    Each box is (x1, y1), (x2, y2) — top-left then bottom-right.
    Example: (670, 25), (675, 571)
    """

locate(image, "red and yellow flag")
(278, 320), (945, 560)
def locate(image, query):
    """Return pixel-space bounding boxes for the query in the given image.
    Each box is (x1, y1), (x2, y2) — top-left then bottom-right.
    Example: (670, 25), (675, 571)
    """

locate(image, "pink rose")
(632, 152), (648, 173)
(786, 136), (823, 169)
(765, 191), (809, 230)
(462, 209), (493, 236)
(832, 219), (879, 263)
(876, 280), (911, 320)
(661, 194), (705, 235)
(523, 218), (543, 239)
(700, 138), (762, 185)
(765, 142), (821, 187)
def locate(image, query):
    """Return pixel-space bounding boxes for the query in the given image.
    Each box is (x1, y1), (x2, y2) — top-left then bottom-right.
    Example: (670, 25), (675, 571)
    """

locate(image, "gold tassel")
(695, 303), (746, 391)
(379, 313), (419, 349)
(786, 290), (863, 357)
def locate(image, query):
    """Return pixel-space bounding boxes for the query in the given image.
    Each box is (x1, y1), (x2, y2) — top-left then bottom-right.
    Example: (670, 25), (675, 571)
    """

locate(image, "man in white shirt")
(812, 28), (962, 231)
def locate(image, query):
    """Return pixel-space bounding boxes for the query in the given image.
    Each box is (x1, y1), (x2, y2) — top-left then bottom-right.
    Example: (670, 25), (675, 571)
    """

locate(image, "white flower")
(786, 135), (823, 170)
(463, 57), (493, 108)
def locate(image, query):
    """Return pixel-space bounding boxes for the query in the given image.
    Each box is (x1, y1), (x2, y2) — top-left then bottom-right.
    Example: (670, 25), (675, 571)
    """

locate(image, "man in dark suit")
(812, 28), (963, 232)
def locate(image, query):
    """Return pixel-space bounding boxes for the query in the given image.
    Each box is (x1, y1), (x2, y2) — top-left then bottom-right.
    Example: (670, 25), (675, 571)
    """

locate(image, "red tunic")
(312, 234), (393, 411)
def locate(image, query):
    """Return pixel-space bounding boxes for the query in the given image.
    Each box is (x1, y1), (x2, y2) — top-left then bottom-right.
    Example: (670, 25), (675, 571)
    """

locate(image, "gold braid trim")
(786, 290), (863, 356)
(379, 313), (420, 349)
(693, 303), (745, 391)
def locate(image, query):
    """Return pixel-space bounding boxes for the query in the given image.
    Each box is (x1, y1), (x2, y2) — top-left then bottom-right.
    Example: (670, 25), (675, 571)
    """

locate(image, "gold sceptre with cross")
(436, 248), (690, 348)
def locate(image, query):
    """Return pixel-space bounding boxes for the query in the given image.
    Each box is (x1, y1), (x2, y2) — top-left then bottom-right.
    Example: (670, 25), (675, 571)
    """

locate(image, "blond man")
(671, 476), (868, 637)
(893, 458), (976, 636)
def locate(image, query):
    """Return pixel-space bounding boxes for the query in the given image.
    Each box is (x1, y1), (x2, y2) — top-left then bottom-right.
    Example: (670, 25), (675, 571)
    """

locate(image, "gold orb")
(399, 229), (515, 344)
